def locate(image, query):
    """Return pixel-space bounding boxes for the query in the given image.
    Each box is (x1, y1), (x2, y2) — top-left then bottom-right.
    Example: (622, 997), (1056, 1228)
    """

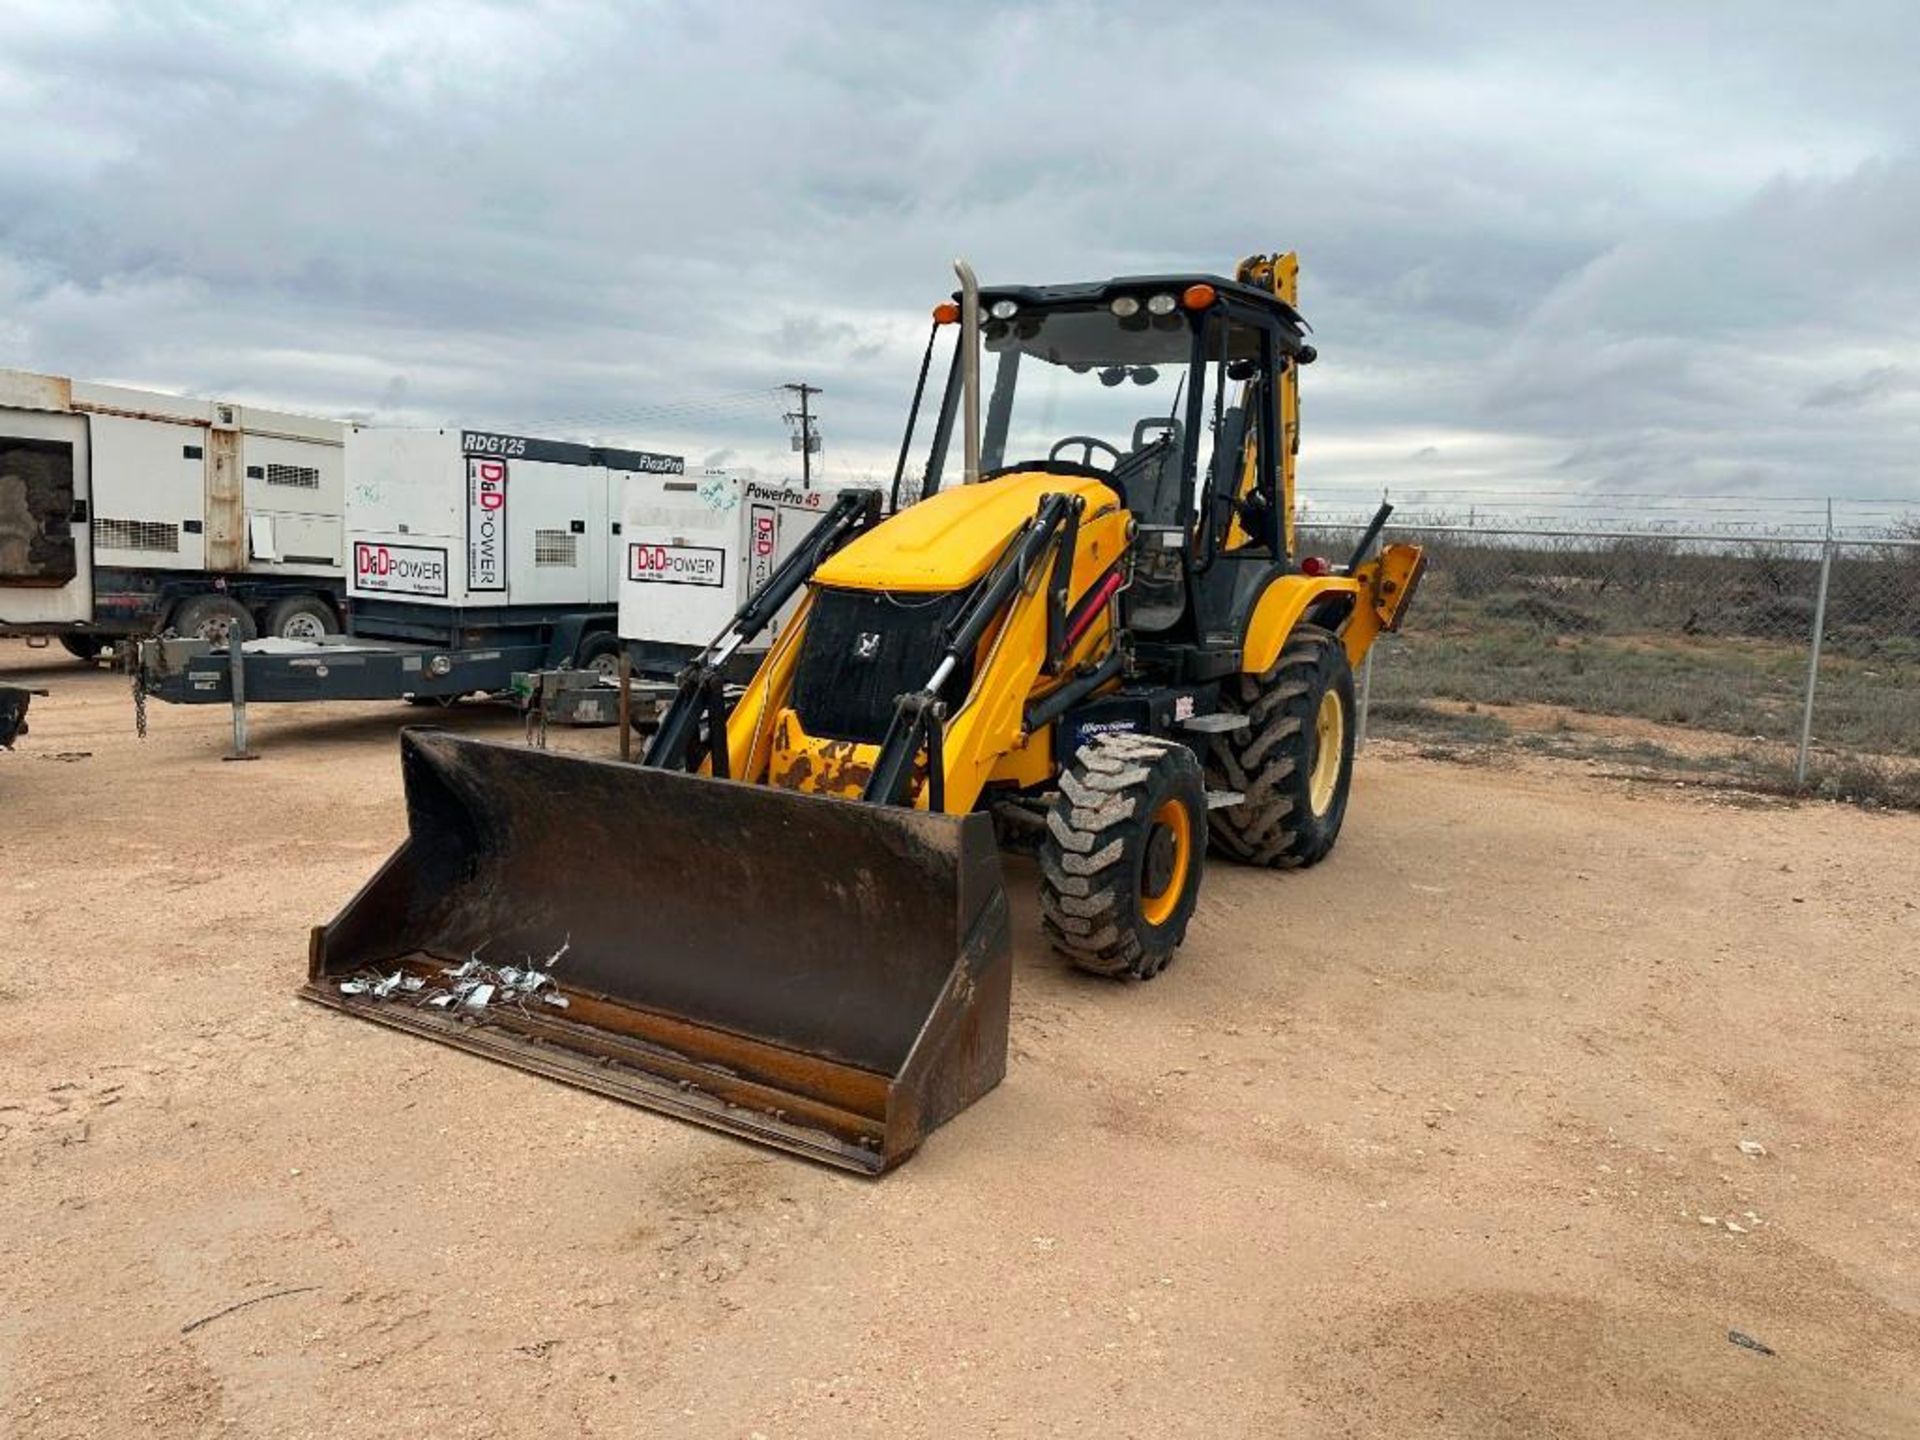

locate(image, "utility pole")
(783, 382), (823, 488)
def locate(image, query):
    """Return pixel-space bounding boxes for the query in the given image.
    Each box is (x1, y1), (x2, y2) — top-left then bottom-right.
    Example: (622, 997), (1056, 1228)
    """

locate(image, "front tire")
(1207, 623), (1355, 868)
(1038, 732), (1206, 980)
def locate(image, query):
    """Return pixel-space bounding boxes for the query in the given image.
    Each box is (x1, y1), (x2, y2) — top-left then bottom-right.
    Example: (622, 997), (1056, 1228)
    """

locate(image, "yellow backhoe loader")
(306, 253), (1424, 1172)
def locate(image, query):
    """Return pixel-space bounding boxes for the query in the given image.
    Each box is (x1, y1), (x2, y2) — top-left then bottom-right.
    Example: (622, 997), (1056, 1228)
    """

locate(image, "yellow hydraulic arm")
(717, 474), (1131, 815)
(1227, 252), (1303, 557)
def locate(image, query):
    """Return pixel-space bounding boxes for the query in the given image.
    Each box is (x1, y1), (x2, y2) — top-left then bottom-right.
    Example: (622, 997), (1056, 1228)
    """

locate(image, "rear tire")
(1038, 732), (1206, 980)
(264, 594), (339, 640)
(170, 594), (258, 647)
(1207, 623), (1354, 868)
(59, 635), (107, 661)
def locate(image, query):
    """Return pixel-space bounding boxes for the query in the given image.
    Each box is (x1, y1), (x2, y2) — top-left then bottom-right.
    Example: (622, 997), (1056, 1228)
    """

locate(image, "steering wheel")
(1049, 435), (1123, 470)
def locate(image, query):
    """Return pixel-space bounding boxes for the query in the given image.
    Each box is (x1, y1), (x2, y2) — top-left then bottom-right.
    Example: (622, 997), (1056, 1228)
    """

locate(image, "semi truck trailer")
(0, 367), (347, 654)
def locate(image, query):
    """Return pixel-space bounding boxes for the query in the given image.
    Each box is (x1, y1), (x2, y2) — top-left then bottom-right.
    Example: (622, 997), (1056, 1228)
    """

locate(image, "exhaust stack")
(955, 257), (982, 485)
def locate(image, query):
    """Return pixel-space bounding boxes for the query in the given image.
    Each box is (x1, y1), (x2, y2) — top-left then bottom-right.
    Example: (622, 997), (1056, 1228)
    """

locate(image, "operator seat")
(1122, 407), (1245, 634)
(1110, 418), (1185, 526)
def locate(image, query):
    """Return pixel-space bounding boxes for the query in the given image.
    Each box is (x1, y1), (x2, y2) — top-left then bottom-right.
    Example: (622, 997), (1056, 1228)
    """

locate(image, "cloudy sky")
(2, 1), (1916, 525)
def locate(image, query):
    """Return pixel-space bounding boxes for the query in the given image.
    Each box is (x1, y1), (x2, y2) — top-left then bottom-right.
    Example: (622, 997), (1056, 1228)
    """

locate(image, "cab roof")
(970, 273), (1309, 337)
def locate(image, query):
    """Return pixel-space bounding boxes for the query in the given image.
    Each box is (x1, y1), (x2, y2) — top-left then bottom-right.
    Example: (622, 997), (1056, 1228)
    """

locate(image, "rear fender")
(1241, 574), (1365, 674)
(1241, 543), (1426, 673)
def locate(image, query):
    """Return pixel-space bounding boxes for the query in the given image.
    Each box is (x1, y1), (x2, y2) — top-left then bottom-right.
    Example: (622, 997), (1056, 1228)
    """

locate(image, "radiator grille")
(96, 518), (180, 553)
(265, 462), (321, 489)
(534, 529), (578, 567)
(789, 587), (971, 745)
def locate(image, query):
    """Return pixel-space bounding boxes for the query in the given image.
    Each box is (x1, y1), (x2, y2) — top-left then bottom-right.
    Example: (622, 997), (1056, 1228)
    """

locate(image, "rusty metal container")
(304, 730), (1011, 1173)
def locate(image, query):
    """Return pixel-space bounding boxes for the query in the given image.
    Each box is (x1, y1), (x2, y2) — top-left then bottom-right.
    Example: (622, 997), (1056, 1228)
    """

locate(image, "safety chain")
(130, 648), (148, 740)
(521, 682), (550, 750)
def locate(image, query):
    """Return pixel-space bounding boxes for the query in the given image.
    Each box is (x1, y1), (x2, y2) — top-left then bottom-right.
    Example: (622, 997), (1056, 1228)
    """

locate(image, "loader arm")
(863, 489), (1084, 811)
(881, 493), (1127, 814)
(722, 476), (1129, 815)
(1241, 538), (1427, 672)
(647, 486), (880, 775)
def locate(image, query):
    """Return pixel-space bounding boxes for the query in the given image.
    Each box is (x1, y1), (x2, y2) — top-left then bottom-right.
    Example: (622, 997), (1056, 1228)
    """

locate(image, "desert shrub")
(1483, 592), (1601, 632)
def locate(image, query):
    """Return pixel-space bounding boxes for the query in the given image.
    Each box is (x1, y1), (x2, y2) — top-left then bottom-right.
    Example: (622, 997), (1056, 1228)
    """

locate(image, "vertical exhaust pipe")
(954, 258), (981, 485)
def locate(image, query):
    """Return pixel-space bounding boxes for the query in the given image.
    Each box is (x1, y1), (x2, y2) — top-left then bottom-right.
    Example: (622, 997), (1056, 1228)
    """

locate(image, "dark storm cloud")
(1804, 366), (1917, 409)
(1, 0), (1916, 507)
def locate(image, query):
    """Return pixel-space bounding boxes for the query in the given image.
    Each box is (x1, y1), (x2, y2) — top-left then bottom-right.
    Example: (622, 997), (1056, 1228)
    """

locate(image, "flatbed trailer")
(131, 458), (862, 752)
(133, 615), (627, 756)
(137, 631), (577, 707)
(131, 423), (689, 746)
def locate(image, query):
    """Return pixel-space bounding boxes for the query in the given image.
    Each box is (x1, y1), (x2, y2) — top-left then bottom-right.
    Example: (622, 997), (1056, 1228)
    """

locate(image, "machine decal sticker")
(627, 542), (725, 587)
(354, 541), (450, 598)
(747, 502), (778, 593)
(698, 474), (738, 511)
(467, 458), (508, 592)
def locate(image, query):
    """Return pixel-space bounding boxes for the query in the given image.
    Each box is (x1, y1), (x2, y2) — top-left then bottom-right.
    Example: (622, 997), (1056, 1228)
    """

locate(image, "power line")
(508, 387), (788, 435)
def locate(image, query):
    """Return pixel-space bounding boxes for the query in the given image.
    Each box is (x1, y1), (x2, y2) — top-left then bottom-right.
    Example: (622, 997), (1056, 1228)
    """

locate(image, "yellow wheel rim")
(1308, 688), (1345, 817)
(1140, 797), (1192, 927)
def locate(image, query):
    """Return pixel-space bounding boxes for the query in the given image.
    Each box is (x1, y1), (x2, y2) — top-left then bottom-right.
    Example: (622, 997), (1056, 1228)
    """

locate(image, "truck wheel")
(1039, 732), (1206, 981)
(576, 632), (623, 677)
(1207, 623), (1354, 869)
(59, 635), (107, 661)
(170, 594), (258, 647)
(264, 595), (339, 641)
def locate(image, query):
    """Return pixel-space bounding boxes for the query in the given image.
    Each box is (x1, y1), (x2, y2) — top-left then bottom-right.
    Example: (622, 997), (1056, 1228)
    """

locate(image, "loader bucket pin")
(304, 730), (1012, 1173)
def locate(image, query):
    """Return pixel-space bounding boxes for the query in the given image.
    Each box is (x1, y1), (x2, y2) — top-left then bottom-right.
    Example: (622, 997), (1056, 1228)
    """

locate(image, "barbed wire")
(1297, 497), (1918, 540)
(1348, 513), (1920, 801)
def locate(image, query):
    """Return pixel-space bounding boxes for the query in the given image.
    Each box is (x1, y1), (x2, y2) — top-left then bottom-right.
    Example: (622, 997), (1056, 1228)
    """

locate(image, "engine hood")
(813, 471), (1121, 594)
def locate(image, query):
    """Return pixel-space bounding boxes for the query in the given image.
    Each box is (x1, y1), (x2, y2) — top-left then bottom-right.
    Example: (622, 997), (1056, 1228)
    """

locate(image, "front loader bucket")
(304, 730), (1011, 1174)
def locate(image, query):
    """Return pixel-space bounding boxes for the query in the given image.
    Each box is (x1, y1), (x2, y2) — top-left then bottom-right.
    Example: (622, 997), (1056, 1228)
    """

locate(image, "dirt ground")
(2, 642), (1917, 1439)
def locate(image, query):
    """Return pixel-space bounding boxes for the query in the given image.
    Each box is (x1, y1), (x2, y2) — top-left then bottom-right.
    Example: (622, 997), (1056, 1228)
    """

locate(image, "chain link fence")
(1301, 515), (1920, 806)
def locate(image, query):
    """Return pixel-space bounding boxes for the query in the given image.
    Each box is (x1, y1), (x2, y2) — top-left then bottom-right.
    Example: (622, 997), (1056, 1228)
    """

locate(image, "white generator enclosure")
(346, 429), (684, 612)
(0, 367), (344, 630)
(618, 475), (847, 651)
